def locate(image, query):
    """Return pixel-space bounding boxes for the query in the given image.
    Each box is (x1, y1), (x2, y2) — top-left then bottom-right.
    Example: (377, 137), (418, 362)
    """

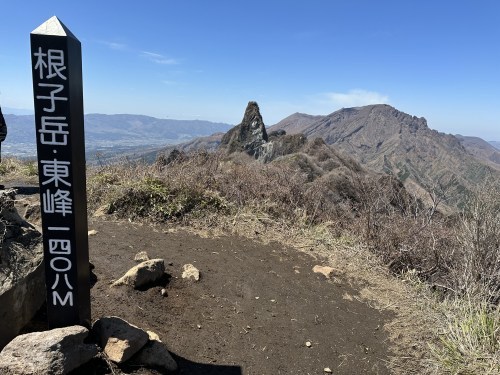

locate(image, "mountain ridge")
(268, 104), (500, 208)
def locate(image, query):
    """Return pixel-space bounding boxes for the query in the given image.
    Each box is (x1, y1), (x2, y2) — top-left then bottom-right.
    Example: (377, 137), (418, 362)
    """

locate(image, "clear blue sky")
(1, 1), (499, 140)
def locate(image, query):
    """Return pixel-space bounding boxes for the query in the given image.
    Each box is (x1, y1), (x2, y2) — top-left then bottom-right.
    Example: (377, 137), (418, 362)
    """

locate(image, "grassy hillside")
(3, 152), (499, 373)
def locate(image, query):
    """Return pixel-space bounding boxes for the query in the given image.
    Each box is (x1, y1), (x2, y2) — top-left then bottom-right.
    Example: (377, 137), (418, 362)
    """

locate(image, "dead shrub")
(450, 177), (500, 303)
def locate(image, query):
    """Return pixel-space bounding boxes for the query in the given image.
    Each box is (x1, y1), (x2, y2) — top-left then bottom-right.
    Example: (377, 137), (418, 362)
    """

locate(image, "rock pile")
(0, 317), (178, 374)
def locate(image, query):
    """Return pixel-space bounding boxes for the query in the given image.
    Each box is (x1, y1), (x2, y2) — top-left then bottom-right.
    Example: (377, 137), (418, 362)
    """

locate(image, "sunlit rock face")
(220, 101), (268, 158)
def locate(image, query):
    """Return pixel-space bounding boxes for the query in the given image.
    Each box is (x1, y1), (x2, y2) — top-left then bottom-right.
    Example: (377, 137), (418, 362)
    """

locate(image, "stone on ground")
(134, 251), (150, 262)
(182, 263), (200, 281)
(92, 316), (149, 364)
(133, 330), (178, 372)
(0, 190), (45, 349)
(112, 259), (165, 288)
(0, 325), (97, 375)
(313, 265), (335, 279)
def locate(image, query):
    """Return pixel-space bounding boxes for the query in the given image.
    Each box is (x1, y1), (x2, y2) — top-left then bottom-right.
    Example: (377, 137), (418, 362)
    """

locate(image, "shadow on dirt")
(136, 273), (172, 292)
(69, 352), (243, 375)
(171, 353), (243, 375)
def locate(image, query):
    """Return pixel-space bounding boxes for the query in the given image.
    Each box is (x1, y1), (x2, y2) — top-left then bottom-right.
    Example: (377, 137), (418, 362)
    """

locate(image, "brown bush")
(87, 150), (499, 302)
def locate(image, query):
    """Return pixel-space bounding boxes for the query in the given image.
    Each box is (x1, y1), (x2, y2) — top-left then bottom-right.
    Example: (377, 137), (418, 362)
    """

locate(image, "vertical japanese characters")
(31, 16), (91, 329)
(32, 46), (75, 308)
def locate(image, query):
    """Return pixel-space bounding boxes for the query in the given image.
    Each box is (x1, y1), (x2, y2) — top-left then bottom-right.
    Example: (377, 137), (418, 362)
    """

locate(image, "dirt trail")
(81, 218), (393, 375)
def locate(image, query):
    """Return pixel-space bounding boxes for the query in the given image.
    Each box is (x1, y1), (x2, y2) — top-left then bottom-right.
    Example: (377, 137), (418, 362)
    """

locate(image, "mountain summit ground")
(83, 218), (394, 374)
(5, 181), (431, 375)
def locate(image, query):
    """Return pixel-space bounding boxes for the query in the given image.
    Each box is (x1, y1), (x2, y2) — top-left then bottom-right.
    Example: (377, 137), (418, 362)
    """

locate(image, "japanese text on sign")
(33, 46), (74, 307)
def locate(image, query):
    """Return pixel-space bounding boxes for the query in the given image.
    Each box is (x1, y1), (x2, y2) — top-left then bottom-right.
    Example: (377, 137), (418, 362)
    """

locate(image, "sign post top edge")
(31, 16), (78, 40)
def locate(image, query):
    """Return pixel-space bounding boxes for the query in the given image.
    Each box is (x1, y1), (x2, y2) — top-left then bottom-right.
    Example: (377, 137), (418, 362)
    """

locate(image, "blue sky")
(1, 1), (499, 140)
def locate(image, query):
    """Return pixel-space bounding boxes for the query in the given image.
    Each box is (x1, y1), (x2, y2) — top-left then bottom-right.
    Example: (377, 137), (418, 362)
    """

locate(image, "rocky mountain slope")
(456, 135), (500, 166)
(269, 104), (500, 207)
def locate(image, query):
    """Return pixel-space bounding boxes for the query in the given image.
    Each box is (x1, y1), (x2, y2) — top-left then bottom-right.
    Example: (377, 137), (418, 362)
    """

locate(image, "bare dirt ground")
(5, 181), (413, 375)
(81, 219), (394, 375)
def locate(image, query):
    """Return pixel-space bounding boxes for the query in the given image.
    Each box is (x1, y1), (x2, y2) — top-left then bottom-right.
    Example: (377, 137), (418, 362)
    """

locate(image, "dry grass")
(3, 151), (499, 373)
(84, 154), (441, 373)
(430, 296), (499, 374)
(0, 157), (38, 184)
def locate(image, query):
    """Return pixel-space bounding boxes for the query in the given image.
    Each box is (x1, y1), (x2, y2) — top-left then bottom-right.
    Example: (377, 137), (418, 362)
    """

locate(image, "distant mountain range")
(3, 108), (500, 201)
(1, 114), (232, 159)
(141, 103), (498, 212)
(269, 105), (500, 169)
(455, 135), (500, 165)
(267, 104), (500, 208)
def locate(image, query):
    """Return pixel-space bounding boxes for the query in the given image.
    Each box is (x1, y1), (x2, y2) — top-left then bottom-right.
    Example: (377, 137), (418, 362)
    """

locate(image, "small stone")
(88, 229), (98, 236)
(161, 288), (168, 297)
(306, 341), (312, 347)
(324, 367), (332, 373)
(112, 259), (165, 289)
(197, 324), (202, 329)
(134, 251), (150, 262)
(146, 331), (160, 341)
(313, 265), (335, 279)
(255, 296), (260, 300)
(182, 264), (200, 281)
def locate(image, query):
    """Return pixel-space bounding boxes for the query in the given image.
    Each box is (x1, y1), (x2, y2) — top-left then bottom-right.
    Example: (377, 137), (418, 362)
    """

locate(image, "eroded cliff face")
(0, 189), (45, 349)
(220, 101), (308, 162)
(220, 101), (269, 158)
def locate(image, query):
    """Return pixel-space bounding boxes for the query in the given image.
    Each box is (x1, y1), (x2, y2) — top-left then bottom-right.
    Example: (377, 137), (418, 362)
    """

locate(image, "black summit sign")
(30, 16), (90, 328)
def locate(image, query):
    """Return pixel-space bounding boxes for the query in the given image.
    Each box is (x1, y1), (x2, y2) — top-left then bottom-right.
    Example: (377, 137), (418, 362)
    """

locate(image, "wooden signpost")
(30, 16), (90, 328)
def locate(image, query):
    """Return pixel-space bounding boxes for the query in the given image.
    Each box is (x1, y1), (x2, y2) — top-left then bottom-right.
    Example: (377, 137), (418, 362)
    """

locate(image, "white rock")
(306, 341), (312, 347)
(88, 229), (98, 236)
(134, 251), (150, 262)
(112, 259), (165, 288)
(182, 264), (200, 281)
(324, 367), (333, 373)
(0, 325), (97, 375)
(313, 265), (335, 279)
(92, 316), (149, 363)
(146, 331), (160, 341)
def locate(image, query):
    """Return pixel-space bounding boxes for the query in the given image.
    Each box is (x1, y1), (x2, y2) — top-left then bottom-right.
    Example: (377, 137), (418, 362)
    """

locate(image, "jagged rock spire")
(220, 101), (268, 157)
